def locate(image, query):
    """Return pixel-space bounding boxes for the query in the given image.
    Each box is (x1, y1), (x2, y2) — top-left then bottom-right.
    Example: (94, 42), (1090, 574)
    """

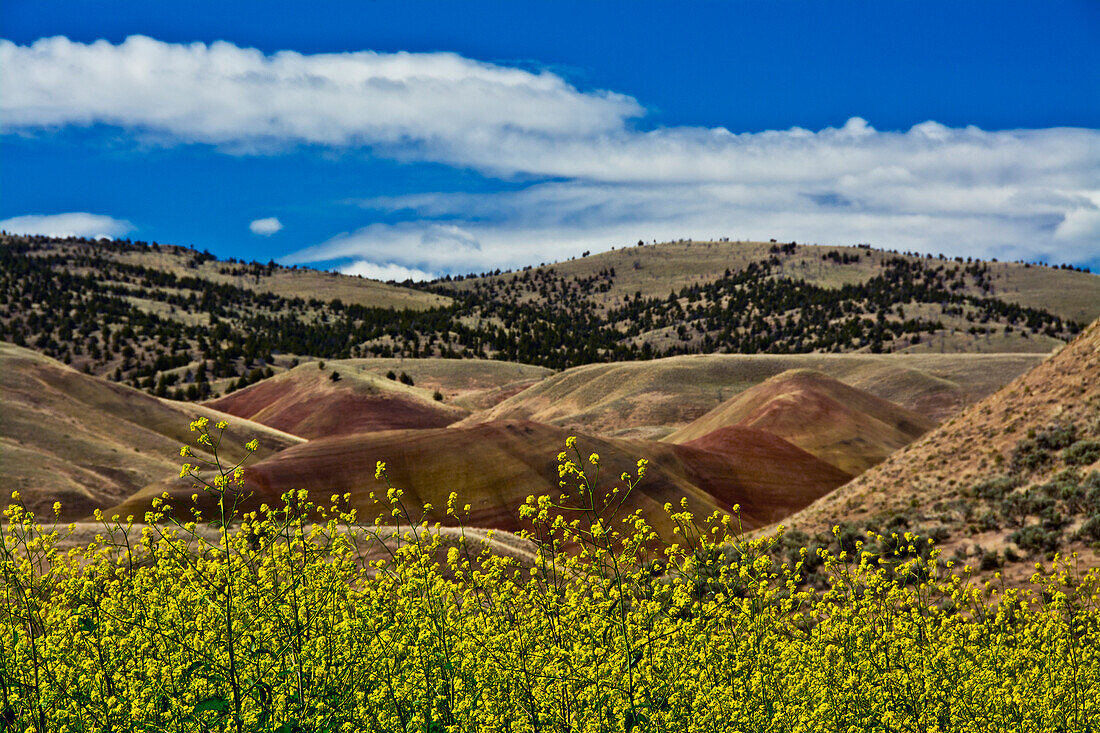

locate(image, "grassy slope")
(76, 240), (450, 311)
(458, 352), (1044, 439)
(665, 369), (935, 475)
(780, 318), (1100, 583)
(0, 342), (303, 520)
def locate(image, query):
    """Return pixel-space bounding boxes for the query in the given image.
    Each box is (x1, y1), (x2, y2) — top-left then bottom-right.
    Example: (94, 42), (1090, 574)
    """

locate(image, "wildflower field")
(3, 420), (1099, 732)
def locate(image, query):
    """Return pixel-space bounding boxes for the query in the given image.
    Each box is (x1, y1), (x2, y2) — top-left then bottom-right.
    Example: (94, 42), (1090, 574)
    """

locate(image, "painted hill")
(111, 419), (851, 539)
(458, 353), (1043, 439)
(0, 342), (302, 520)
(665, 369), (936, 475)
(206, 361), (469, 438)
(305, 357), (552, 408)
(781, 318), (1100, 582)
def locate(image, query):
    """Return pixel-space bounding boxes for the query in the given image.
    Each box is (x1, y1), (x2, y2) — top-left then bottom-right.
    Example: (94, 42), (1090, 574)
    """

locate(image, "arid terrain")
(2, 235), (1097, 573)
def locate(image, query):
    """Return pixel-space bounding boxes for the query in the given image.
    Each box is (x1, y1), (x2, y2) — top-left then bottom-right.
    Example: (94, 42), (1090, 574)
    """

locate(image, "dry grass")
(780, 318), (1100, 585)
(0, 343), (302, 521)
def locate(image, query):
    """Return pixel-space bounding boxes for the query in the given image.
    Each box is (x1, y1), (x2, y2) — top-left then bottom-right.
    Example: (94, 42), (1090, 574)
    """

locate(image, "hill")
(458, 352), (1043, 438)
(206, 357), (551, 437)
(2, 235), (1091, 400)
(665, 369), (935, 475)
(0, 342), (302, 520)
(110, 419), (851, 538)
(446, 240), (1100, 324)
(206, 361), (469, 438)
(431, 240), (1093, 364)
(780, 318), (1100, 582)
(304, 357), (553, 407)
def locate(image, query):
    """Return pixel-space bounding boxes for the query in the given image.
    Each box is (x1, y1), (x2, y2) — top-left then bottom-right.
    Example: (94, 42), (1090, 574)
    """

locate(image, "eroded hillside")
(780, 318), (1100, 583)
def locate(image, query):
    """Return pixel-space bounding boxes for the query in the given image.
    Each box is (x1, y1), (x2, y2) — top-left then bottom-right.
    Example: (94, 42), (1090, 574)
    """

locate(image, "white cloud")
(340, 260), (436, 282)
(249, 217), (283, 235)
(0, 35), (639, 157)
(4, 36), (1098, 268)
(0, 212), (134, 239)
(287, 120), (1100, 272)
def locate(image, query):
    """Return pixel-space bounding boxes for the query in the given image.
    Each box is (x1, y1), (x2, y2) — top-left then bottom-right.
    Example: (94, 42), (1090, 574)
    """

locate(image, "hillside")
(110, 419), (851, 538)
(445, 240), (1100, 324)
(306, 357), (553, 406)
(2, 234), (1090, 401)
(665, 369), (935, 475)
(0, 342), (302, 520)
(781, 318), (1100, 582)
(206, 361), (468, 438)
(458, 352), (1043, 438)
(430, 240), (1092, 364)
(206, 357), (551, 438)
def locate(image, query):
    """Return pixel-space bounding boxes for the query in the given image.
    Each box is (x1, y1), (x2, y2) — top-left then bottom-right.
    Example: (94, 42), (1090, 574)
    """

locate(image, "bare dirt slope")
(781, 318), (1100, 581)
(458, 353), (1043, 438)
(666, 369), (935, 475)
(0, 342), (302, 520)
(206, 362), (469, 438)
(112, 419), (850, 539)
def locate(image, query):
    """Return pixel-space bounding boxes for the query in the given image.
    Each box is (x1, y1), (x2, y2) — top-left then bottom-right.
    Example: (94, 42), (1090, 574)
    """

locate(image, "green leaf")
(192, 695), (230, 717)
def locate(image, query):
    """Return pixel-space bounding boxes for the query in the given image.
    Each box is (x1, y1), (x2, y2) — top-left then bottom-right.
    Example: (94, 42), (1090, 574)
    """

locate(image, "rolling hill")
(458, 352), (1043, 438)
(206, 361), (468, 438)
(665, 369), (935, 475)
(110, 419), (851, 538)
(445, 240), (1100, 325)
(0, 342), (302, 520)
(206, 357), (552, 438)
(3, 234), (1091, 400)
(780, 317), (1100, 581)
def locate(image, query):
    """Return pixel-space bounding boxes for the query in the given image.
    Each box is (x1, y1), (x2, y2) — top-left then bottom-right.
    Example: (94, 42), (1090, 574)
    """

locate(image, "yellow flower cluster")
(2, 431), (1099, 731)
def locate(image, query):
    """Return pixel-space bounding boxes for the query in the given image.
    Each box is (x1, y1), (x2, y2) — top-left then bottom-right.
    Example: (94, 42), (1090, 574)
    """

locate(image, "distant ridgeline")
(0, 233), (1090, 400)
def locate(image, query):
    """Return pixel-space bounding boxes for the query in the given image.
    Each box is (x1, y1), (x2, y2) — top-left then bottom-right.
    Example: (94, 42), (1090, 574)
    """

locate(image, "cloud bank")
(4, 36), (1098, 273)
(249, 217), (283, 235)
(1, 35), (639, 159)
(0, 212), (134, 240)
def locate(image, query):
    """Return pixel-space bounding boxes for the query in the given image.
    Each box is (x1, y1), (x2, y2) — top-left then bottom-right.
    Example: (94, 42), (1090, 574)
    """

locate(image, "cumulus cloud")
(340, 260), (436, 282)
(249, 217), (283, 235)
(289, 120), (1100, 272)
(0, 35), (639, 158)
(4, 36), (1097, 268)
(0, 212), (134, 239)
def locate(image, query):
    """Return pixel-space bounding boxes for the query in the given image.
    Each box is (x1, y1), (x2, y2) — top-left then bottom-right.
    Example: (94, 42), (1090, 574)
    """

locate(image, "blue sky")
(2, 0), (1098, 277)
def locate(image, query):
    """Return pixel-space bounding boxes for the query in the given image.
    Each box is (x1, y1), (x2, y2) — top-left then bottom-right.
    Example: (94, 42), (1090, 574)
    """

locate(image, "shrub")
(432, 390), (443, 401)
(399, 371), (414, 386)
(1078, 516), (1100, 542)
(1010, 438), (1050, 472)
(1064, 439), (1100, 466)
(1009, 524), (1061, 555)
(978, 550), (1001, 571)
(1084, 471), (1100, 513)
(1035, 422), (1078, 451)
(973, 475), (1018, 502)
(385, 369), (397, 380)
